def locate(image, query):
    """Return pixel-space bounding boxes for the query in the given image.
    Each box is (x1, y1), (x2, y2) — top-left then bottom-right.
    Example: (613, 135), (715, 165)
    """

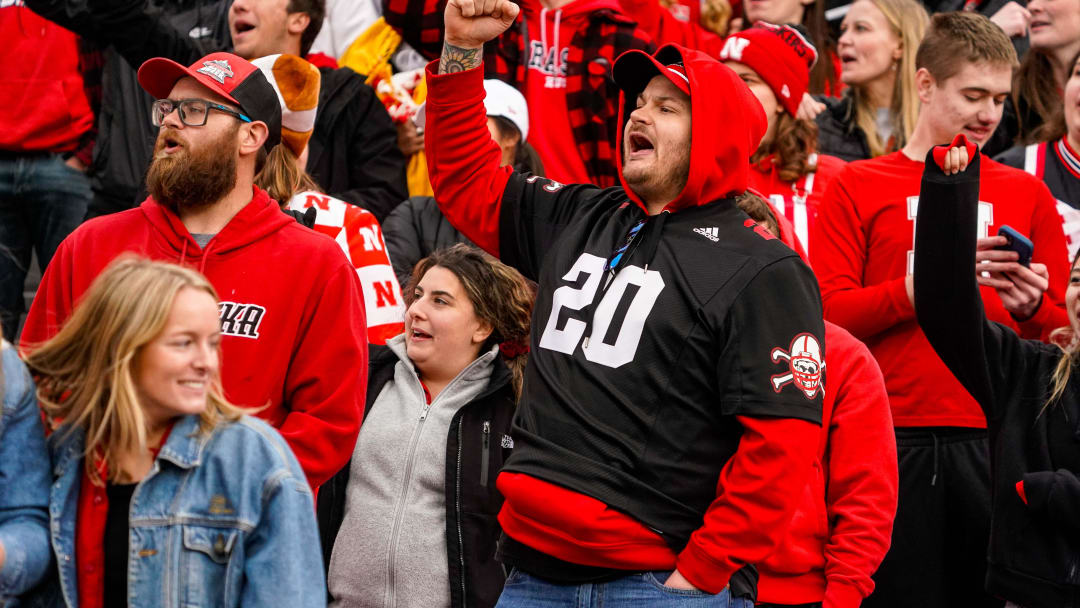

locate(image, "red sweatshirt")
(520, 0), (623, 185)
(21, 187), (367, 488)
(618, 0), (726, 55)
(811, 151), (1070, 428)
(424, 45), (820, 594)
(750, 153), (846, 257)
(0, 3), (93, 152)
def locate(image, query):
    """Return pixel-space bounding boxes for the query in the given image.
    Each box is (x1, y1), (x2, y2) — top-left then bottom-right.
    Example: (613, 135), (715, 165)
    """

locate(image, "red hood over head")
(611, 44), (766, 212)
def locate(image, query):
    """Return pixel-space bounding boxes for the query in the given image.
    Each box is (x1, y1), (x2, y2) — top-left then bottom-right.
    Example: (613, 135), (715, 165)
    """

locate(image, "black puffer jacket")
(317, 345), (516, 608)
(382, 196), (478, 289)
(814, 94), (872, 162)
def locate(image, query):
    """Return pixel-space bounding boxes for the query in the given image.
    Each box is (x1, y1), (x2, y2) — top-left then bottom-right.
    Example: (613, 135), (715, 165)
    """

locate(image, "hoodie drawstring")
(553, 10), (562, 74)
(582, 211), (668, 348)
(180, 240), (189, 266)
(199, 241), (214, 274)
(930, 432), (940, 487)
(538, 8), (563, 75)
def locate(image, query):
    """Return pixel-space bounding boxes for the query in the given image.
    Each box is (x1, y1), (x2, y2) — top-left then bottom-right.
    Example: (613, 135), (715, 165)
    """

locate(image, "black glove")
(283, 206), (317, 229)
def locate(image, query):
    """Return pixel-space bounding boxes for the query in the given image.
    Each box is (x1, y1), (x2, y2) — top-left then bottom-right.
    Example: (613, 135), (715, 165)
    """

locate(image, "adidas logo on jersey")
(693, 226), (720, 242)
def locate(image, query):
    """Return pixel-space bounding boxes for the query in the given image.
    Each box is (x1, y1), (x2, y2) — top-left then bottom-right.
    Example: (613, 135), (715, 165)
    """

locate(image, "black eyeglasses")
(151, 98), (252, 128)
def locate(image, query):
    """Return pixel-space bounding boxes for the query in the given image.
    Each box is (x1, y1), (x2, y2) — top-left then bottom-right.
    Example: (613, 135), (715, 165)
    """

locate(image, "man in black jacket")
(26, 0), (408, 221)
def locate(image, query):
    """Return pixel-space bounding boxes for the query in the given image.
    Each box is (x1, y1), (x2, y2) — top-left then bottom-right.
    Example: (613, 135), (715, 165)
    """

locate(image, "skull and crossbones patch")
(770, 333), (823, 399)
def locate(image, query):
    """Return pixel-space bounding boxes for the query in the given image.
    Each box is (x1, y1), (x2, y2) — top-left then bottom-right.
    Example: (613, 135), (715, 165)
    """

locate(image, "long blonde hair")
(850, 0), (928, 157)
(24, 257), (245, 485)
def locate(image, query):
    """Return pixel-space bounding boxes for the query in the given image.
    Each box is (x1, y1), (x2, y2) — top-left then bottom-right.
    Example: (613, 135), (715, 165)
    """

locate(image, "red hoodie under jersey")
(520, 0), (625, 185)
(745, 212), (897, 607)
(21, 187), (368, 488)
(425, 45), (822, 593)
(0, 3), (93, 152)
(811, 152), (1070, 428)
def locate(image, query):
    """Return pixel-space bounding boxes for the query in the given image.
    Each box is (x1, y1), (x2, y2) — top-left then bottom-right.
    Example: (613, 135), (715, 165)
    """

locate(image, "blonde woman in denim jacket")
(22, 257), (324, 608)
(0, 340), (51, 604)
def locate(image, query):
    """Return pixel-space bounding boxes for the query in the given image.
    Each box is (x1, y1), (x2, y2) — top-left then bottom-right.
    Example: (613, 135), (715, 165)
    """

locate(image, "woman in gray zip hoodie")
(320, 244), (534, 608)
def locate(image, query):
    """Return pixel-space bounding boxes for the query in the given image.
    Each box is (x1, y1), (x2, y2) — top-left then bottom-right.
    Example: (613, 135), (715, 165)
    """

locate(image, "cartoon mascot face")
(789, 335), (822, 398)
(770, 333), (824, 399)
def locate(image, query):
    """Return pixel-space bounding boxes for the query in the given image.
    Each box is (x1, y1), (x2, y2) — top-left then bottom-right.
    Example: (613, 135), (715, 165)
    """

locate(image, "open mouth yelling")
(627, 132), (655, 159)
(232, 18), (256, 38)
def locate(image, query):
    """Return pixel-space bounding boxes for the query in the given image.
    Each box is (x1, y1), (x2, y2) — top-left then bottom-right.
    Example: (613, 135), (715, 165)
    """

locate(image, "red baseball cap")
(137, 52), (282, 150)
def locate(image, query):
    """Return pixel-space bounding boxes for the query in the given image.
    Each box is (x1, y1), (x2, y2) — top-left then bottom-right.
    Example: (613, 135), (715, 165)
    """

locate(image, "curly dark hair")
(405, 244), (535, 399)
(750, 112), (820, 182)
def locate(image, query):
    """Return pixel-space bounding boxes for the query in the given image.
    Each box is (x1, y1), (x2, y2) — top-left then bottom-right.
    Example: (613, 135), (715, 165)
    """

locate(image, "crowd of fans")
(1, 0), (1079, 606)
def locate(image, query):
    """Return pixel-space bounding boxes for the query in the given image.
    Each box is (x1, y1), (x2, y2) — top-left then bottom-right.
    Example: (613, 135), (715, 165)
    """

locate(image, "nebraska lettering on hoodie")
(22, 187), (367, 489)
(811, 152), (1070, 428)
(424, 45), (825, 595)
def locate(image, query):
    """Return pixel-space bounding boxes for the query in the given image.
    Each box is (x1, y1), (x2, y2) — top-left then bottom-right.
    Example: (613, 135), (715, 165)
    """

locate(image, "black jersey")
(996, 139), (1080, 258)
(497, 170), (826, 549)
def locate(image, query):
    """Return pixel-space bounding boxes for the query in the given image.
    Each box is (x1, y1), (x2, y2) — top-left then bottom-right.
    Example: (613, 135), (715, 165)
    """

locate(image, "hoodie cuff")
(824, 581), (866, 608)
(425, 59), (485, 107)
(674, 541), (736, 595)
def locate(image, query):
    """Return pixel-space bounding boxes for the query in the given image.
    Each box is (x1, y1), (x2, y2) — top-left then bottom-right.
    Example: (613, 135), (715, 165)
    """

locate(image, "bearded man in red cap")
(414, 1), (826, 605)
(21, 52), (367, 491)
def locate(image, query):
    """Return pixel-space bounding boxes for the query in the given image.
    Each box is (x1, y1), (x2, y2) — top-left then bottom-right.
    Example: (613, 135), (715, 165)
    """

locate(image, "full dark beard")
(146, 126), (239, 213)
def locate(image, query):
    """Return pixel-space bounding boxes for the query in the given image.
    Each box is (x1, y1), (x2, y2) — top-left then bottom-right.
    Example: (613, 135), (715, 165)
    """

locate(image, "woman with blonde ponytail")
(21, 256), (325, 608)
(914, 139), (1080, 607)
(318, 243), (534, 608)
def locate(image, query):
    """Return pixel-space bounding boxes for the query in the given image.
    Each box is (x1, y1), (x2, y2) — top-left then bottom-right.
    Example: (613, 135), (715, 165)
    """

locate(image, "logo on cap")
(197, 59), (234, 85)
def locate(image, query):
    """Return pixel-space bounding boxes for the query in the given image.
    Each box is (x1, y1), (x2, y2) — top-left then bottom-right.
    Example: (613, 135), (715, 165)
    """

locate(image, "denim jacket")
(0, 344), (51, 602)
(45, 413), (324, 608)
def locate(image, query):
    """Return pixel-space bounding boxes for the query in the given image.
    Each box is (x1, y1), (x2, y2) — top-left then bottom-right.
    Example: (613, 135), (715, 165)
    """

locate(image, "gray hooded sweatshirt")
(328, 335), (497, 608)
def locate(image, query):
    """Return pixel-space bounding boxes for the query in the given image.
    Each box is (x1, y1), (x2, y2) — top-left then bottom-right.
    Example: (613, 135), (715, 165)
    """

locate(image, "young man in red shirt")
(811, 12), (1070, 607)
(21, 53), (367, 491)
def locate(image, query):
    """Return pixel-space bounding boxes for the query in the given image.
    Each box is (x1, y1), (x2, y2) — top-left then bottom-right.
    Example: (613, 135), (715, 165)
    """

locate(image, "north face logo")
(219, 302), (266, 338)
(693, 226), (719, 242)
(197, 59), (234, 84)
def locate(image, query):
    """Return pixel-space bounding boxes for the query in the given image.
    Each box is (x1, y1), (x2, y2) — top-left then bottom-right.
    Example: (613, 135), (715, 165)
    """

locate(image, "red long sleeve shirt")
(810, 151), (1069, 428)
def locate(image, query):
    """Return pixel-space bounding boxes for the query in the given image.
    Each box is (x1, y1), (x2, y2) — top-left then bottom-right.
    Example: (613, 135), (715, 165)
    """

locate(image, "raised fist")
(444, 0), (521, 49)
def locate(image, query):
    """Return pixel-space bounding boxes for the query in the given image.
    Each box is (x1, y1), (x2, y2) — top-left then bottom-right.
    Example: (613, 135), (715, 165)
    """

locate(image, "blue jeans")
(495, 569), (753, 608)
(0, 154), (91, 340)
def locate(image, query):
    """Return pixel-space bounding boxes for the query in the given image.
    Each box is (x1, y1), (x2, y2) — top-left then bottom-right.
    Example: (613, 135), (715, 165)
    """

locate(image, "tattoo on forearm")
(439, 43), (482, 74)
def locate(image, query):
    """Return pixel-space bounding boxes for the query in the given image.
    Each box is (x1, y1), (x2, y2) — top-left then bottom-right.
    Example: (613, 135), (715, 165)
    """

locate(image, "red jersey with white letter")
(288, 191), (405, 345)
(811, 151), (1069, 428)
(748, 153), (845, 256)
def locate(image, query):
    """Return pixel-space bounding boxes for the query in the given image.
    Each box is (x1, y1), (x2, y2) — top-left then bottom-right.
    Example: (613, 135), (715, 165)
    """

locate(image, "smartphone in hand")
(995, 225), (1033, 267)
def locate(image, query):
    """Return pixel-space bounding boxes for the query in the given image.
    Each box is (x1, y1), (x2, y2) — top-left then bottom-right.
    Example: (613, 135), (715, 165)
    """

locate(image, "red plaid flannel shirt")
(384, 0), (654, 187)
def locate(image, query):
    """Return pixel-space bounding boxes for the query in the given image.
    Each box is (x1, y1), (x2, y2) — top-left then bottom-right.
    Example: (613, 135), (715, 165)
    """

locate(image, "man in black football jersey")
(418, 0), (827, 604)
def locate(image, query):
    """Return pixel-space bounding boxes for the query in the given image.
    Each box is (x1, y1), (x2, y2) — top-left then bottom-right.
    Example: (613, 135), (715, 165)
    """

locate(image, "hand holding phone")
(994, 225), (1033, 268)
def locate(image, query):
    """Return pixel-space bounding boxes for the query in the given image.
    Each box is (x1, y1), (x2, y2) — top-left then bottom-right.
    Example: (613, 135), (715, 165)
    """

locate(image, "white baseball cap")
(414, 79), (529, 142)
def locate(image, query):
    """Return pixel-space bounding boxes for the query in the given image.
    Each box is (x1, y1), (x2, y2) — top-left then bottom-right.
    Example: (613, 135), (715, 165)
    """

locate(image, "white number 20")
(539, 253), (665, 368)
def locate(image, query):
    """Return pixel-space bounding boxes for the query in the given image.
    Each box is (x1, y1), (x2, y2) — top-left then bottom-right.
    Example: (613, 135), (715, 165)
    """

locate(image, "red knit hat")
(718, 22), (817, 116)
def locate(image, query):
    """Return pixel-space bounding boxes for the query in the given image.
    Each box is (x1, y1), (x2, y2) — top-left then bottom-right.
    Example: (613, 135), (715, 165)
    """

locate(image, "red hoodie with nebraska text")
(519, 0), (627, 185)
(425, 44), (825, 595)
(22, 187), (367, 489)
(811, 152), (1069, 428)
